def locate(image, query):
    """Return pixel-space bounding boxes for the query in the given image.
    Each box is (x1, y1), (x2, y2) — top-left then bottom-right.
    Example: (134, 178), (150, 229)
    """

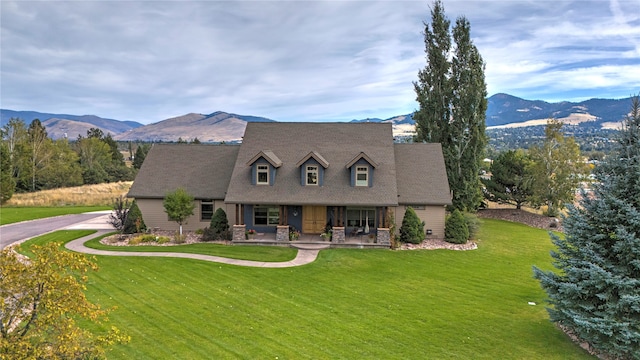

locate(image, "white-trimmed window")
(254, 206), (279, 226)
(201, 200), (214, 221)
(356, 166), (368, 186)
(257, 164), (269, 185)
(346, 208), (375, 229)
(306, 165), (318, 185)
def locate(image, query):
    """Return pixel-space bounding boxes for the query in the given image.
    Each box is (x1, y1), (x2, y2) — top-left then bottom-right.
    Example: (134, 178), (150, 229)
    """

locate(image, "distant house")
(128, 122), (451, 246)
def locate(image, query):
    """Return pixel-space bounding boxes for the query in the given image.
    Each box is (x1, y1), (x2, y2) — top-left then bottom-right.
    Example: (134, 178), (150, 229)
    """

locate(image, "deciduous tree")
(0, 243), (129, 359)
(528, 119), (588, 216)
(533, 96), (640, 359)
(414, 0), (487, 211)
(163, 187), (195, 235)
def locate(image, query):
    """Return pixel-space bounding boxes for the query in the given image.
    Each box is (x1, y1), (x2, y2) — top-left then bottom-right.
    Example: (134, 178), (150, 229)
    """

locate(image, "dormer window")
(306, 165), (319, 185)
(296, 151), (329, 187)
(247, 150), (282, 186)
(257, 164), (269, 185)
(356, 166), (369, 187)
(346, 152), (377, 188)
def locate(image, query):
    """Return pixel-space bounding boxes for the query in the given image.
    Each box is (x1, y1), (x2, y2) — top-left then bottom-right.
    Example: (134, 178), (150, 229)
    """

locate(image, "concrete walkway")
(62, 214), (324, 268)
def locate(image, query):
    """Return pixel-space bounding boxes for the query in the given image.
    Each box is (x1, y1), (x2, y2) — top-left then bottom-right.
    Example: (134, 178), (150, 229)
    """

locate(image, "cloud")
(1, 0), (638, 123)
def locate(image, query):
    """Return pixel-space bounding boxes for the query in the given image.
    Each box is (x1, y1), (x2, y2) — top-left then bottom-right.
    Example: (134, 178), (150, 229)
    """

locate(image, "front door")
(302, 206), (327, 234)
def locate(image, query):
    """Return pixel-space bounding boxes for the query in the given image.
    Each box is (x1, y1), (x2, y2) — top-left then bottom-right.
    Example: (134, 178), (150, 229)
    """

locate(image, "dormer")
(247, 150), (282, 186)
(296, 151), (329, 186)
(346, 152), (378, 187)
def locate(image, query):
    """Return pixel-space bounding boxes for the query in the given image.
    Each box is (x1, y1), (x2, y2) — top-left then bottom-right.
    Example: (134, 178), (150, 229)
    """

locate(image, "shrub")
(174, 233), (186, 244)
(399, 207), (425, 244)
(201, 227), (231, 241)
(463, 212), (481, 240)
(129, 234), (169, 245)
(123, 200), (146, 234)
(445, 209), (469, 244)
(202, 208), (230, 241)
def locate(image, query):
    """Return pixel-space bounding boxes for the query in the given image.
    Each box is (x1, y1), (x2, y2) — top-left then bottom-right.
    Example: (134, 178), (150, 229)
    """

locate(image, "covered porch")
(232, 230), (390, 249)
(230, 203), (392, 248)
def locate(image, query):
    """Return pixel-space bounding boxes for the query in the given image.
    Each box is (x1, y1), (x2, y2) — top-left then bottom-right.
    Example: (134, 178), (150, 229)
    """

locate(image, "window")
(254, 206), (279, 226)
(346, 208), (375, 229)
(201, 200), (214, 221)
(356, 166), (368, 186)
(306, 165), (318, 185)
(257, 164), (269, 185)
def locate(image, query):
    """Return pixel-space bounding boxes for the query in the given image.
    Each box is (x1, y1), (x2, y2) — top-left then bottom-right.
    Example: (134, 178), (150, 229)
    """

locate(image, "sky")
(1, 0), (639, 124)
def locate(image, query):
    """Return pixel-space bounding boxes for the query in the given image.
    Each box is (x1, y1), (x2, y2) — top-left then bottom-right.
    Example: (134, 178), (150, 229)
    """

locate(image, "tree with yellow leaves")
(0, 243), (129, 359)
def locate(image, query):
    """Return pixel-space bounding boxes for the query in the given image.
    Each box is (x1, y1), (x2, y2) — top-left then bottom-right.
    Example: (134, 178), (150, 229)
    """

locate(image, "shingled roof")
(394, 143), (451, 206)
(128, 144), (239, 199)
(129, 123), (451, 207)
(225, 122), (399, 206)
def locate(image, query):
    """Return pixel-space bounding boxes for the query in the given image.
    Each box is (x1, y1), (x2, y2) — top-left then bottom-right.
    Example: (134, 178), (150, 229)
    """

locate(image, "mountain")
(0, 109), (143, 139)
(113, 111), (275, 142)
(486, 93), (631, 129)
(2, 93), (632, 142)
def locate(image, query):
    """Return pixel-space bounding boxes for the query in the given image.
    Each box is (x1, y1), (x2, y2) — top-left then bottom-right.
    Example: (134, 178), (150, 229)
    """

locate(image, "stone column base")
(233, 224), (246, 241)
(276, 225), (289, 242)
(332, 226), (345, 243)
(377, 228), (390, 246)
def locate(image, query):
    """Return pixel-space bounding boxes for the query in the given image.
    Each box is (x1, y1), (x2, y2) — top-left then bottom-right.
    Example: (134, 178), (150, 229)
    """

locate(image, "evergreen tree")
(483, 149), (534, 209)
(533, 96), (640, 359)
(133, 144), (151, 170)
(0, 141), (16, 203)
(445, 209), (469, 244)
(414, 0), (487, 211)
(123, 200), (146, 234)
(399, 207), (425, 244)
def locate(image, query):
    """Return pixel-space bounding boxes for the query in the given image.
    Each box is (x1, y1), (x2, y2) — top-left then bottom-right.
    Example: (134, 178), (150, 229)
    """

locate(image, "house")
(128, 122), (451, 246)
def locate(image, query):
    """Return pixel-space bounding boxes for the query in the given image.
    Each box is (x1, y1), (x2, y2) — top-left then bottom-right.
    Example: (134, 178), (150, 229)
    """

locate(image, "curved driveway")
(2, 212), (322, 267)
(0, 211), (113, 249)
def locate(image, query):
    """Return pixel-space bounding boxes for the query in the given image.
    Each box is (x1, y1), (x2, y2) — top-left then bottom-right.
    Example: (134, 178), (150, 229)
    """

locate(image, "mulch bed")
(477, 208), (563, 232)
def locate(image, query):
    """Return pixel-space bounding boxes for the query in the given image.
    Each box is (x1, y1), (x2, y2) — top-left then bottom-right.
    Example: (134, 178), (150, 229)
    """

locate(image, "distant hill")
(113, 111), (276, 142)
(2, 93), (633, 142)
(486, 93), (631, 129)
(0, 109), (143, 139)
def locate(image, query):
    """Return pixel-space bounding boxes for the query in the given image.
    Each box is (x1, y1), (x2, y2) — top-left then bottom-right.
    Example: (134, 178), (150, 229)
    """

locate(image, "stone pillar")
(276, 225), (289, 242)
(377, 228), (390, 246)
(332, 226), (345, 243)
(233, 224), (246, 241)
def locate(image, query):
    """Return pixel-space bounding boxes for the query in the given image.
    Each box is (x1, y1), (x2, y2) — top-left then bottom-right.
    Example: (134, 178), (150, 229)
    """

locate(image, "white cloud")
(1, 0), (638, 123)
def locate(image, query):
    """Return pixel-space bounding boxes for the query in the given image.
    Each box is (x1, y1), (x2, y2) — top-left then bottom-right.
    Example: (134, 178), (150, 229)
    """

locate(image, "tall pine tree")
(533, 96), (640, 359)
(414, 0), (487, 211)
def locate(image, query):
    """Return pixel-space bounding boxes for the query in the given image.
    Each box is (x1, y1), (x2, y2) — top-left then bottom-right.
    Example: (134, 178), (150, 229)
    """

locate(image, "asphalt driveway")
(0, 211), (114, 249)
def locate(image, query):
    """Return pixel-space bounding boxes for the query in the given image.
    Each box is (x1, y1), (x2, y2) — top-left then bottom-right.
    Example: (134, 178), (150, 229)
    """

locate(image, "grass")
(0, 206), (110, 225)
(4, 181), (132, 207)
(84, 236), (298, 262)
(17, 230), (96, 257)
(19, 220), (592, 359)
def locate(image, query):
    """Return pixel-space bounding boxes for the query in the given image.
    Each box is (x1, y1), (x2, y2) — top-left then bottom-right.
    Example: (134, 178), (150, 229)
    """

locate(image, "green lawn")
(20, 220), (593, 359)
(0, 206), (109, 225)
(84, 237), (298, 262)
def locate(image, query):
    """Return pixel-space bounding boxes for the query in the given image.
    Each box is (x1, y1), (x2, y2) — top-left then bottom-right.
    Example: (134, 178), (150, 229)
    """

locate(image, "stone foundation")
(276, 225), (289, 242)
(377, 228), (390, 246)
(233, 224), (246, 241)
(332, 226), (345, 243)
